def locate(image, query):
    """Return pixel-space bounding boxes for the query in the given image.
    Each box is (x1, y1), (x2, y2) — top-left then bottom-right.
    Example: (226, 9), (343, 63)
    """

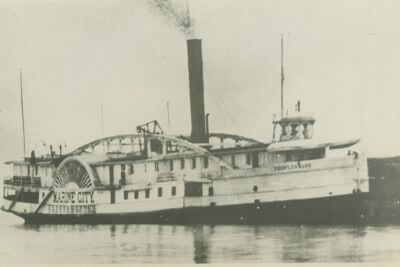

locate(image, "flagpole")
(20, 69), (26, 158)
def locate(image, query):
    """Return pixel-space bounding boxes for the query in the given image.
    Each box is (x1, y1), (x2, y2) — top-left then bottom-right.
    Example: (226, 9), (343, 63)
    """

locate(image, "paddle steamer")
(1, 39), (369, 224)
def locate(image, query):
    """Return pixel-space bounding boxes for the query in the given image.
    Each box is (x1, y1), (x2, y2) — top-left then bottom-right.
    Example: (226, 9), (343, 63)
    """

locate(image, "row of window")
(123, 185), (215, 200)
(231, 152), (260, 168)
(124, 186), (177, 200)
(119, 152), (259, 179)
(118, 157), (209, 177)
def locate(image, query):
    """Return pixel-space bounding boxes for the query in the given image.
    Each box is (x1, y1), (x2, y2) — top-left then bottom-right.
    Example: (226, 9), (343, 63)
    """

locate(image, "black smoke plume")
(140, 0), (195, 38)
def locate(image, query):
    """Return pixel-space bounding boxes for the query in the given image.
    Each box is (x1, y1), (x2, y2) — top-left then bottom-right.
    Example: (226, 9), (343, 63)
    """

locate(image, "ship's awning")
(267, 138), (360, 152)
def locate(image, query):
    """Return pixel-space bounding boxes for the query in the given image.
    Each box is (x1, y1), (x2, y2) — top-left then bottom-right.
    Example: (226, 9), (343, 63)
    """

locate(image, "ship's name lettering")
(274, 162), (311, 172)
(53, 191), (94, 204)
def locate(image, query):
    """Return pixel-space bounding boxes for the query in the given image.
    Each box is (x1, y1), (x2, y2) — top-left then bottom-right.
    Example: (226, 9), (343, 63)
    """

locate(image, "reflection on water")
(1, 212), (400, 263)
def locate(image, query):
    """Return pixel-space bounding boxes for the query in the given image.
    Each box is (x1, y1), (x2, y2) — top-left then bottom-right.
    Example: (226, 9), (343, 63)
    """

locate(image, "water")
(1, 211), (400, 263)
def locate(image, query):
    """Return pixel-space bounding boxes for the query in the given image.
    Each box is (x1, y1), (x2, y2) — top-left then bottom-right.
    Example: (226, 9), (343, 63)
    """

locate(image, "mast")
(20, 69), (26, 157)
(280, 34), (285, 118)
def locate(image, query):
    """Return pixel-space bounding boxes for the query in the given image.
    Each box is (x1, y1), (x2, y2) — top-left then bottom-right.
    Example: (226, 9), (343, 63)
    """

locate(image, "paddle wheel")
(53, 157), (95, 189)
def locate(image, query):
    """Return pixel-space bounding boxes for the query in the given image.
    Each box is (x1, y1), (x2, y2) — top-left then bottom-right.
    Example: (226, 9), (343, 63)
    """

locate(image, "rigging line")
(205, 70), (237, 124)
(205, 68), (255, 124)
(212, 99), (225, 127)
(209, 69), (246, 110)
(210, 93), (226, 127)
(213, 87), (236, 124)
(204, 70), (227, 126)
(207, 71), (257, 127)
(208, 70), (237, 105)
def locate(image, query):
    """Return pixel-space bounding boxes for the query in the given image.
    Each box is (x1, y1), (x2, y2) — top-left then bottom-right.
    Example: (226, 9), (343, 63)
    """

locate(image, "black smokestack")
(187, 39), (208, 143)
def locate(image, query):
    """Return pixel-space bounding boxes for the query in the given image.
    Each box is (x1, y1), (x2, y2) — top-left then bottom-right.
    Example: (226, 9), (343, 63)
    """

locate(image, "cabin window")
(203, 157), (209, 168)
(171, 186), (176, 196)
(27, 165), (30, 176)
(246, 153), (251, 165)
(170, 160), (174, 171)
(124, 190), (129, 200)
(252, 152), (260, 168)
(181, 159), (185, 169)
(231, 155), (236, 168)
(208, 186), (214, 196)
(120, 164), (126, 185)
(35, 165), (38, 175)
(191, 158), (196, 169)
(184, 182), (202, 197)
(155, 162), (159, 172)
(128, 164), (134, 174)
(158, 187), (162, 197)
(145, 189), (150, 198)
(109, 165), (114, 185)
(253, 185), (258, 192)
(134, 190), (139, 199)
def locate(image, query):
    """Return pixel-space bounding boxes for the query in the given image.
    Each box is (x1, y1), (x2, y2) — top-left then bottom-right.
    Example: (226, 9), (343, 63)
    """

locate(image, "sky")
(1, 0), (400, 170)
